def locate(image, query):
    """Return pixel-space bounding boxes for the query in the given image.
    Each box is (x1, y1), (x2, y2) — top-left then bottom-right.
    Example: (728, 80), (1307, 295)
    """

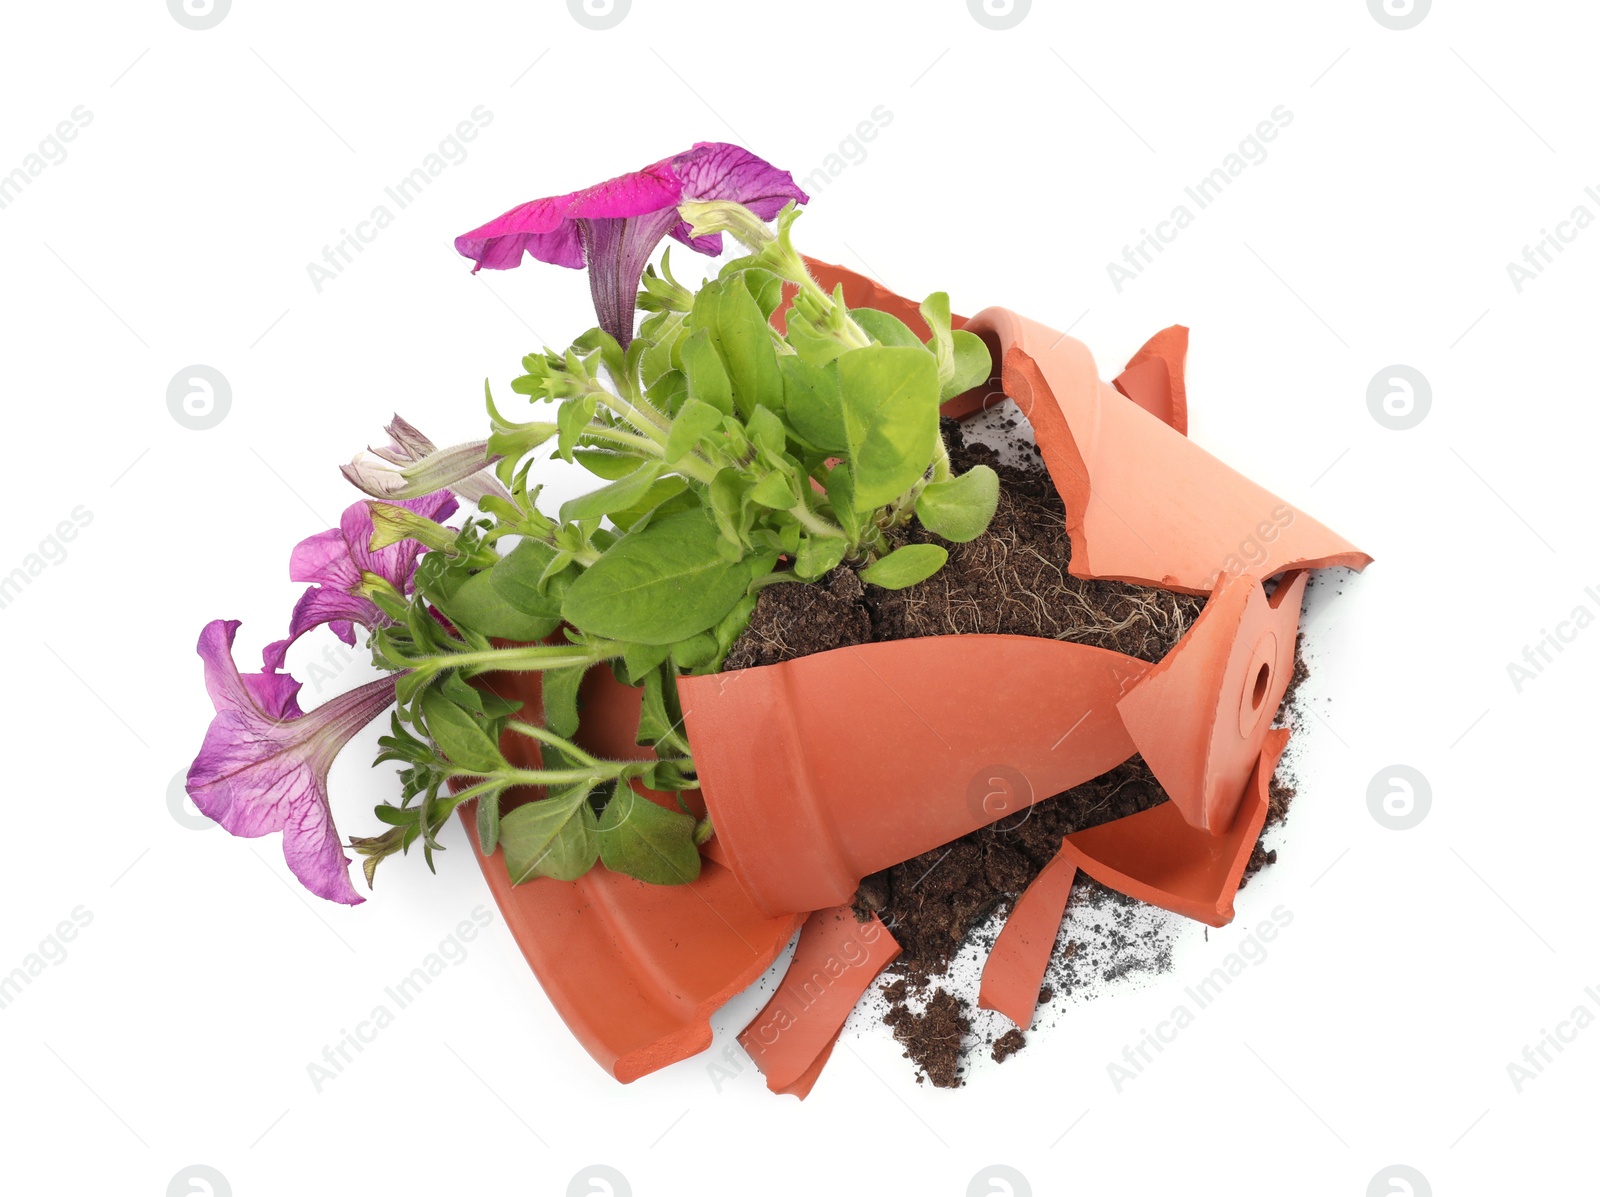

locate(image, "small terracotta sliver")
(1113, 325), (1190, 435)
(977, 850), (1078, 1031)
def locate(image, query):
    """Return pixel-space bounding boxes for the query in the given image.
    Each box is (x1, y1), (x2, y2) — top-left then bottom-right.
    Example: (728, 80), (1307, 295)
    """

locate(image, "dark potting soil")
(725, 417), (1307, 1087)
(883, 987), (969, 1088)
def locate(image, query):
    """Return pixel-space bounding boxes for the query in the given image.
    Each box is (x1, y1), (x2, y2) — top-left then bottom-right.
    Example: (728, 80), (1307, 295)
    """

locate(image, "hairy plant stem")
(411, 641), (623, 675)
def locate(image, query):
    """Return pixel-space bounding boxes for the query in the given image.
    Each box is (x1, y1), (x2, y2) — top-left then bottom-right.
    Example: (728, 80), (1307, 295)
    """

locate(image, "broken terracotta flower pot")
(1056, 727), (1290, 928)
(679, 635), (1149, 918)
(1118, 569), (1308, 834)
(956, 305), (1371, 594)
(738, 906), (901, 1097)
(458, 665), (803, 1083)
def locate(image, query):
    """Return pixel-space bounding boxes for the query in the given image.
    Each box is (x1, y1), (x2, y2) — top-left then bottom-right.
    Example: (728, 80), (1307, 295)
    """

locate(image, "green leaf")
(784, 316), (850, 367)
(608, 476), (691, 532)
(490, 540), (571, 621)
(739, 267), (786, 319)
(823, 463), (862, 542)
(556, 394), (598, 462)
(559, 510), (751, 645)
(646, 369), (688, 417)
(835, 345), (941, 509)
(374, 803), (420, 826)
(501, 786), (597, 883)
(859, 543), (949, 590)
(540, 664), (589, 739)
(919, 292), (956, 391)
(711, 592), (759, 660)
(671, 633), (719, 671)
(779, 355), (846, 454)
(664, 396), (725, 465)
(558, 461), (665, 524)
(708, 469), (750, 548)
(696, 278), (783, 419)
(852, 307), (923, 349)
(534, 800), (600, 881)
(476, 783), (504, 855)
(915, 465), (1000, 544)
(746, 404), (788, 458)
(572, 448), (643, 480)
(620, 641), (673, 685)
(640, 759), (699, 792)
(795, 534), (847, 580)
(748, 470), (797, 510)
(597, 781), (701, 885)
(635, 666), (677, 748)
(947, 329), (993, 400)
(439, 570), (560, 641)
(680, 327), (733, 416)
(420, 689), (506, 775)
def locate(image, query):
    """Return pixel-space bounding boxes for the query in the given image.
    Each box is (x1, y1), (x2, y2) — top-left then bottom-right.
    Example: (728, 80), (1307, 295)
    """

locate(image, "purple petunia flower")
(454, 141), (808, 346)
(188, 620), (397, 905)
(263, 490), (457, 672)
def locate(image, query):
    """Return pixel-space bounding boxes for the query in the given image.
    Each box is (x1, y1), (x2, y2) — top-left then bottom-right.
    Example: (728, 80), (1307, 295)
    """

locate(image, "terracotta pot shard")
(958, 306), (1372, 594)
(1117, 570), (1308, 834)
(977, 850), (1078, 1031)
(681, 635), (1149, 918)
(1057, 727), (1290, 928)
(1113, 325), (1189, 435)
(738, 907), (901, 1097)
(462, 666), (803, 1084)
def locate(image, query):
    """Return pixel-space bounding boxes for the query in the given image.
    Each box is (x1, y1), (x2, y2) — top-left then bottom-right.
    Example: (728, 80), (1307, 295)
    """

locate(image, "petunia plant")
(190, 142), (1000, 903)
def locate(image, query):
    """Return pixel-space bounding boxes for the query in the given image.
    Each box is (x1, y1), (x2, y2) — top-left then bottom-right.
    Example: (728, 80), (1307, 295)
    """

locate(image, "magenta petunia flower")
(454, 141), (808, 345)
(263, 490), (457, 671)
(188, 620), (397, 905)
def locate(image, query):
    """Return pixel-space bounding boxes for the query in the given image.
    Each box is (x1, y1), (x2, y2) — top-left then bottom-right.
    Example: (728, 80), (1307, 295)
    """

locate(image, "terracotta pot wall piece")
(977, 851), (1078, 1031)
(1057, 728), (1290, 928)
(1112, 325), (1189, 434)
(1117, 571), (1308, 834)
(960, 307), (1372, 594)
(738, 907), (901, 1097)
(462, 666), (802, 1084)
(681, 635), (1149, 917)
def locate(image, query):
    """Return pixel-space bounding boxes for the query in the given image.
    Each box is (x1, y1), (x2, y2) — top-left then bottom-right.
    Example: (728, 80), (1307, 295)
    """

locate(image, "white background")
(2, 1), (1595, 1194)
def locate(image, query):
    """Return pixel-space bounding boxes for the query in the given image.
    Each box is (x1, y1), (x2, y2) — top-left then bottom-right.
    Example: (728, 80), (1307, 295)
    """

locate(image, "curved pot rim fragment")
(1118, 570), (1308, 834)
(1057, 727), (1290, 928)
(958, 306), (1371, 594)
(737, 907), (900, 1097)
(462, 666), (803, 1084)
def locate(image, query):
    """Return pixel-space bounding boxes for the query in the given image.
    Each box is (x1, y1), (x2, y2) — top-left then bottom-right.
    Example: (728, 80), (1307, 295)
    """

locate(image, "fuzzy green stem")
(506, 721), (602, 768)
(411, 642), (622, 675)
(789, 502), (848, 541)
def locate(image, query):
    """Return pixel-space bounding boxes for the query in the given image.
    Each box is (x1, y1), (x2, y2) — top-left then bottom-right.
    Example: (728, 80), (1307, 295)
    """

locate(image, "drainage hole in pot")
(1251, 662), (1270, 710)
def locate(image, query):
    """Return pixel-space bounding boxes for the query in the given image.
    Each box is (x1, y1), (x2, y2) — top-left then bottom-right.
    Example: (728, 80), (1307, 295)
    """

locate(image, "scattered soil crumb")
(992, 1029), (1027, 1063)
(884, 987), (969, 1088)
